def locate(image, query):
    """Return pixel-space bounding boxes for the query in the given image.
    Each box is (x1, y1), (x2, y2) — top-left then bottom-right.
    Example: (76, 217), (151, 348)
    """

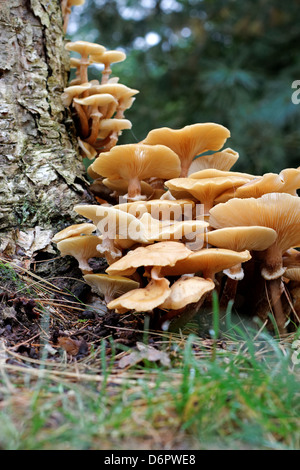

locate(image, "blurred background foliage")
(67, 0), (300, 174)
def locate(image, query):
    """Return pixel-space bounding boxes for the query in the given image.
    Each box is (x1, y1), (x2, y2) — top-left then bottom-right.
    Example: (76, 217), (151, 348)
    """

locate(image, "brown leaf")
(57, 336), (82, 356)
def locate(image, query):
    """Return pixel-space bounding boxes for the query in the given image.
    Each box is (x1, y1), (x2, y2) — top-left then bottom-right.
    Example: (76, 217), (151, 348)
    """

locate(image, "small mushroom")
(83, 273), (139, 303)
(52, 223), (96, 243)
(65, 41), (106, 83)
(204, 226), (278, 279)
(96, 118), (132, 151)
(160, 275), (215, 310)
(56, 235), (101, 274)
(74, 94), (118, 145)
(61, 83), (91, 107)
(165, 175), (250, 216)
(188, 148), (239, 174)
(106, 241), (192, 278)
(107, 276), (171, 314)
(90, 50), (126, 84)
(90, 143), (181, 201)
(160, 248), (251, 281)
(142, 123), (231, 177)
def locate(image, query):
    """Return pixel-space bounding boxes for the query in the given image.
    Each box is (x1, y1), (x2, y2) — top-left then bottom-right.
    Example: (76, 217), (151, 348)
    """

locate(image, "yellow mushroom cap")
(160, 248), (251, 279)
(90, 50), (126, 65)
(106, 241), (192, 277)
(61, 83), (91, 106)
(204, 226), (278, 252)
(188, 148), (239, 174)
(88, 83), (139, 100)
(73, 204), (148, 244)
(142, 123), (230, 177)
(83, 273), (139, 302)
(165, 176), (249, 213)
(97, 119), (132, 139)
(56, 235), (101, 272)
(52, 223), (96, 243)
(215, 168), (300, 203)
(107, 277), (170, 313)
(91, 143), (181, 182)
(115, 199), (196, 221)
(65, 41), (106, 58)
(160, 276), (215, 310)
(73, 93), (117, 108)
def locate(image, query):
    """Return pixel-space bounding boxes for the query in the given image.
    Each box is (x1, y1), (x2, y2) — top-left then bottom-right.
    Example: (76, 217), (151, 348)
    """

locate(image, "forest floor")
(0, 253), (299, 450)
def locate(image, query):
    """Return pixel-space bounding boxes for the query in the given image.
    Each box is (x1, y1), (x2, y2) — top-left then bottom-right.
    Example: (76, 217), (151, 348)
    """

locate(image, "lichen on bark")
(0, 0), (92, 252)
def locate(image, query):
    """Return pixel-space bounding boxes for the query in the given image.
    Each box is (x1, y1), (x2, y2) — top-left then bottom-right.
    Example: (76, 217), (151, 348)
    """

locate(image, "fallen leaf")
(118, 342), (170, 368)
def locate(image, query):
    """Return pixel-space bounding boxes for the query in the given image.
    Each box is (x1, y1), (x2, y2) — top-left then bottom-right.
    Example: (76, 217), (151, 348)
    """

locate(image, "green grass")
(0, 311), (299, 450)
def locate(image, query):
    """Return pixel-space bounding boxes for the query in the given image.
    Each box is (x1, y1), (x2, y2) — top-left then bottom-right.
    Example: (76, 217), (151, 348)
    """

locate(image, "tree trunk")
(0, 0), (92, 256)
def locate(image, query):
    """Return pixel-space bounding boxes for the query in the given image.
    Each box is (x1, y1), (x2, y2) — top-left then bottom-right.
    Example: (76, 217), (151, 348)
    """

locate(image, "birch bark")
(0, 0), (91, 255)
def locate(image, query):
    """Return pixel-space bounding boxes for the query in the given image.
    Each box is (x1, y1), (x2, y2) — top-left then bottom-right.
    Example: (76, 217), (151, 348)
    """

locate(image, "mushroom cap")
(61, 83), (91, 106)
(160, 248), (251, 278)
(107, 277), (170, 313)
(65, 41), (106, 57)
(56, 235), (101, 272)
(88, 83), (139, 100)
(142, 123), (230, 175)
(83, 273), (139, 299)
(139, 212), (208, 242)
(106, 241), (192, 277)
(188, 148), (239, 174)
(204, 226), (278, 252)
(188, 168), (255, 180)
(52, 223), (96, 243)
(284, 268), (300, 282)
(73, 93), (117, 108)
(90, 143), (181, 182)
(114, 199), (196, 221)
(90, 50), (126, 65)
(215, 168), (300, 203)
(165, 176), (249, 207)
(209, 193), (300, 254)
(73, 204), (148, 243)
(97, 119), (132, 138)
(160, 276), (215, 310)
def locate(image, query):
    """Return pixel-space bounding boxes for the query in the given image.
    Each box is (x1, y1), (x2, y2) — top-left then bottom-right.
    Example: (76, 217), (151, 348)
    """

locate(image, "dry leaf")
(118, 342), (170, 368)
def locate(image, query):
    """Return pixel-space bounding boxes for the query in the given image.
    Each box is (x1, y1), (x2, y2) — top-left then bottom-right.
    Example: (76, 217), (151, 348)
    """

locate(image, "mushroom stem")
(267, 277), (287, 335)
(262, 243), (286, 280)
(127, 176), (142, 200)
(86, 114), (102, 146)
(79, 56), (89, 84)
(180, 160), (190, 178)
(73, 101), (90, 138)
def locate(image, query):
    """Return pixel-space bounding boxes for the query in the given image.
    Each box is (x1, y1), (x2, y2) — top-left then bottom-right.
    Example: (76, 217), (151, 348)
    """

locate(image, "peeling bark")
(0, 0), (92, 252)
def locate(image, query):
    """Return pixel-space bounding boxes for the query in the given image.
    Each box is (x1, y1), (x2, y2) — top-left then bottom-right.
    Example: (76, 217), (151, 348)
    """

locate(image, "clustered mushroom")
(54, 122), (300, 334)
(62, 39), (139, 163)
(57, 7), (300, 334)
